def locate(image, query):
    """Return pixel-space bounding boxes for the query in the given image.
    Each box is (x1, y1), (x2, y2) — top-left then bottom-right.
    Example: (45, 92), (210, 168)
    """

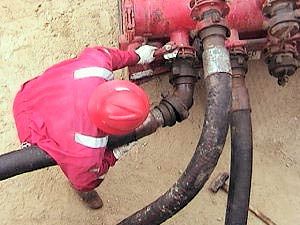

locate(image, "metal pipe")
(226, 34), (300, 50)
(225, 37), (268, 50)
(225, 52), (253, 225)
(173, 83), (195, 110)
(0, 146), (56, 181)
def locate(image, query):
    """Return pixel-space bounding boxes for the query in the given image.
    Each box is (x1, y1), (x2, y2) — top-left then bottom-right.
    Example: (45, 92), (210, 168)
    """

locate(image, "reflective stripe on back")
(74, 133), (108, 148)
(74, 67), (113, 80)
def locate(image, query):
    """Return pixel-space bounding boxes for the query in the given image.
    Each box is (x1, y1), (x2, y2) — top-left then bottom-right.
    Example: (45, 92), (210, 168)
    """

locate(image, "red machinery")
(119, 0), (300, 85)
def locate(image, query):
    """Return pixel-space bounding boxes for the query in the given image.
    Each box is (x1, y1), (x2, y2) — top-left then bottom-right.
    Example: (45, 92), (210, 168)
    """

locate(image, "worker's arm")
(103, 47), (140, 70)
(93, 45), (157, 71)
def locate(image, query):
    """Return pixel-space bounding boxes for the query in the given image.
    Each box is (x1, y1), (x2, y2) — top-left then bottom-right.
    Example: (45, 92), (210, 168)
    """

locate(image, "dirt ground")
(0, 1), (299, 225)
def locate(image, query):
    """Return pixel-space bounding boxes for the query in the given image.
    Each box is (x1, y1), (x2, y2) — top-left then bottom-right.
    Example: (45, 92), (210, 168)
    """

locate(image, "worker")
(13, 45), (157, 209)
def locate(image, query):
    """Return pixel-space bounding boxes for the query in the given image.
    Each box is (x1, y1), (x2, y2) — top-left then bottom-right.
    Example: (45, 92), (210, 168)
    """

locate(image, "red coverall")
(13, 47), (139, 191)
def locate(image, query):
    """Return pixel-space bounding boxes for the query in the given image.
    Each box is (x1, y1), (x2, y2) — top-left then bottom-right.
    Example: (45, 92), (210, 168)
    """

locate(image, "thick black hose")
(225, 110), (253, 225)
(0, 146), (56, 181)
(118, 72), (231, 225)
(108, 133), (137, 150)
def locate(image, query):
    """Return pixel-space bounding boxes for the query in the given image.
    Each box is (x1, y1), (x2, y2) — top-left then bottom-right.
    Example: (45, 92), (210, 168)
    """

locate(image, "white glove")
(135, 45), (157, 64)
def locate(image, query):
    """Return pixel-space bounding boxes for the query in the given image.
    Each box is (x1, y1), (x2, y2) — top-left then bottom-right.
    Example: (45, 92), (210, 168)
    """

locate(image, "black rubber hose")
(117, 72), (231, 225)
(108, 133), (137, 150)
(0, 146), (56, 181)
(225, 110), (253, 225)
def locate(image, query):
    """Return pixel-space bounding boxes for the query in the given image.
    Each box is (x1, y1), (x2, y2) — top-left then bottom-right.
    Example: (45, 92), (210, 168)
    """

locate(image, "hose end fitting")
(230, 48), (251, 112)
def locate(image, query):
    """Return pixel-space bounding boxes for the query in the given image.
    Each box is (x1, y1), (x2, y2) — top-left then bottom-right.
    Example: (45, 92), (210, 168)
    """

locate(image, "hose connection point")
(202, 45), (232, 78)
(170, 59), (197, 84)
(264, 41), (299, 86)
(263, 0), (300, 39)
(190, 0), (230, 20)
(190, 0), (230, 39)
(190, 0), (231, 78)
(230, 48), (249, 76)
(156, 59), (198, 127)
(230, 48), (251, 112)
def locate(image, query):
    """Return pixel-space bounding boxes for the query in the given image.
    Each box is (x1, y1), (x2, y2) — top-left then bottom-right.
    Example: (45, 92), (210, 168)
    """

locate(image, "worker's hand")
(135, 45), (158, 64)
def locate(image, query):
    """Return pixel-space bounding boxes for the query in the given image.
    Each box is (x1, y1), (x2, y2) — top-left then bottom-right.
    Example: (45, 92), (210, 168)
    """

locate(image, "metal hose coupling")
(264, 41), (299, 86)
(191, 0), (232, 77)
(263, 0), (300, 40)
(262, 0), (300, 86)
(154, 59), (197, 127)
(202, 30), (232, 78)
(230, 48), (251, 112)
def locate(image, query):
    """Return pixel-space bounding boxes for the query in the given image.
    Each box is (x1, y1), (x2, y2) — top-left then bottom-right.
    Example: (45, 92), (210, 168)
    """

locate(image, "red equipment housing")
(119, 0), (300, 84)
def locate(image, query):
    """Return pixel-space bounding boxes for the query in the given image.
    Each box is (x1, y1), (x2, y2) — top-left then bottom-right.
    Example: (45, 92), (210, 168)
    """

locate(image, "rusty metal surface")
(190, 0), (230, 20)
(226, 0), (266, 33)
(203, 47), (232, 78)
(159, 59), (198, 125)
(263, 0), (300, 39)
(193, 3), (232, 78)
(264, 41), (299, 85)
(119, 0), (300, 83)
(209, 172), (229, 193)
(135, 110), (163, 140)
(195, 9), (230, 38)
(232, 75), (251, 111)
(119, 0), (135, 44)
(230, 50), (251, 111)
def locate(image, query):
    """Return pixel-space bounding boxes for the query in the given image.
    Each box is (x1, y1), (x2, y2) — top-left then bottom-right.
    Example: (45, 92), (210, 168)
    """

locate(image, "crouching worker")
(13, 45), (156, 209)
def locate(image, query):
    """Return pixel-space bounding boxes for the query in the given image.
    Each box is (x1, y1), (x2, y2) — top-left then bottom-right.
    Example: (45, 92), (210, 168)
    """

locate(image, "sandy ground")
(0, 1), (299, 225)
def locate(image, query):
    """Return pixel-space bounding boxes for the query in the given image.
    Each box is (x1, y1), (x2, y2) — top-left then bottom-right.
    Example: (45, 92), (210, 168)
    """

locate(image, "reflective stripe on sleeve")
(74, 133), (108, 149)
(74, 67), (114, 80)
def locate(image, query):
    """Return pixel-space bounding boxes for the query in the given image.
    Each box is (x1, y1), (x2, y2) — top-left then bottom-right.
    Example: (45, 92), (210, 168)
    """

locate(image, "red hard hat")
(88, 80), (150, 135)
